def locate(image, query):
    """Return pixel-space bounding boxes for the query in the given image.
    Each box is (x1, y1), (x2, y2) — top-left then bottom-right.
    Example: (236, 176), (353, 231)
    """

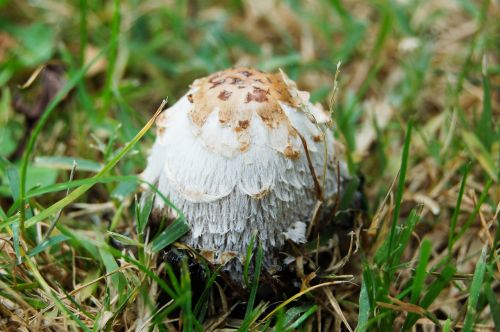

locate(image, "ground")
(0, 0), (498, 331)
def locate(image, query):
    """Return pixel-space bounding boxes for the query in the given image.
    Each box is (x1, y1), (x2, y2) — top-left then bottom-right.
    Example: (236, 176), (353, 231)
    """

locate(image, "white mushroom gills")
(142, 68), (348, 279)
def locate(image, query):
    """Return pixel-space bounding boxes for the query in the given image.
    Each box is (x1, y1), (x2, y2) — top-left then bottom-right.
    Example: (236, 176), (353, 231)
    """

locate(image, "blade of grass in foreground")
(18, 47), (108, 234)
(102, 287), (137, 331)
(244, 243), (264, 319)
(391, 209), (420, 269)
(443, 319), (452, 332)
(193, 266), (222, 322)
(255, 281), (343, 329)
(243, 234), (256, 287)
(484, 279), (500, 330)
(150, 218), (190, 253)
(57, 223), (178, 299)
(60, 287), (95, 320)
(477, 55), (493, 150)
(98, 245), (128, 306)
(26, 175), (136, 198)
(280, 305), (312, 328)
(284, 305), (317, 331)
(448, 162), (470, 255)
(409, 239), (432, 305)
(6, 165), (22, 263)
(136, 191), (154, 235)
(239, 303), (268, 332)
(180, 259), (196, 332)
(23, 100), (166, 229)
(403, 264), (456, 329)
(461, 132), (498, 181)
(33, 156), (102, 172)
(100, 0), (121, 121)
(0, 206), (6, 220)
(454, 179), (492, 242)
(401, 239), (432, 331)
(237, 243), (264, 332)
(386, 120), (413, 272)
(357, 276), (370, 332)
(462, 245), (488, 332)
(0, 175), (177, 230)
(24, 255), (91, 331)
(27, 234), (70, 257)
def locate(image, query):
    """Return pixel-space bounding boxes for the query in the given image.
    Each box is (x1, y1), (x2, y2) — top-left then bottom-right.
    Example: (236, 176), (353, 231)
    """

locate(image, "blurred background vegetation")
(0, 0), (498, 331)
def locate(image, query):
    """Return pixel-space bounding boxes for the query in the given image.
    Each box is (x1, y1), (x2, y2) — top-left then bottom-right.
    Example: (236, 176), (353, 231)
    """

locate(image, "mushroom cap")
(142, 68), (347, 275)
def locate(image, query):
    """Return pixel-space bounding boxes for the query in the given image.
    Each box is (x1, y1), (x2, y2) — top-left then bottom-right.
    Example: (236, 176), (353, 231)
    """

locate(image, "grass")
(0, 0), (498, 331)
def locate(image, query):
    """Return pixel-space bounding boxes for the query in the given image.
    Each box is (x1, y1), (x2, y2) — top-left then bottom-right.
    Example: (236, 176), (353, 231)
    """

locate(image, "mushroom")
(142, 68), (348, 281)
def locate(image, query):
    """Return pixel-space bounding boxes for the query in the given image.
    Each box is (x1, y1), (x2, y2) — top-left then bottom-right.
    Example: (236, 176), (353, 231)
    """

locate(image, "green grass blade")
(24, 256), (91, 331)
(392, 209), (420, 269)
(284, 304), (317, 331)
(107, 231), (140, 247)
(0, 176), (181, 233)
(100, 0), (121, 120)
(402, 239), (432, 331)
(6, 165), (20, 201)
(455, 179), (493, 242)
(386, 120), (413, 270)
(461, 131), (497, 181)
(57, 224), (178, 299)
(448, 163), (470, 254)
(244, 242), (264, 321)
(404, 265), (456, 328)
(12, 223), (21, 264)
(98, 246), (128, 305)
(137, 191), (154, 236)
(51, 291), (92, 332)
(22, 100), (165, 229)
(60, 287), (96, 320)
(102, 288), (137, 331)
(164, 263), (181, 295)
(18, 47), (108, 231)
(78, 0), (87, 65)
(193, 266), (222, 321)
(484, 279), (500, 330)
(180, 259), (195, 332)
(462, 245), (488, 332)
(239, 302), (268, 332)
(28, 234), (70, 257)
(25, 175), (137, 198)
(281, 305), (311, 327)
(150, 217), (189, 253)
(243, 234), (256, 287)
(409, 239), (431, 304)
(357, 276), (370, 332)
(477, 56), (493, 150)
(34, 156), (102, 172)
(443, 318), (452, 332)
(421, 265), (456, 308)
(0, 206), (6, 220)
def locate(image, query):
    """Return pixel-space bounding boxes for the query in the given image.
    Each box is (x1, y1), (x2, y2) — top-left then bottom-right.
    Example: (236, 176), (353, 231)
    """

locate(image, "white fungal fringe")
(142, 68), (348, 281)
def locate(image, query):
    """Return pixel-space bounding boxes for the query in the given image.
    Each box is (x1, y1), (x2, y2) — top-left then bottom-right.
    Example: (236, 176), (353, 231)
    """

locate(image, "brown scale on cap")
(189, 68), (302, 134)
(156, 112), (168, 136)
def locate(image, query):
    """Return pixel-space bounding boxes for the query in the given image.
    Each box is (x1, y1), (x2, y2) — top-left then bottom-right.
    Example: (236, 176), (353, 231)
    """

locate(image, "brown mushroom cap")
(188, 68), (302, 131)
